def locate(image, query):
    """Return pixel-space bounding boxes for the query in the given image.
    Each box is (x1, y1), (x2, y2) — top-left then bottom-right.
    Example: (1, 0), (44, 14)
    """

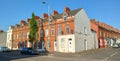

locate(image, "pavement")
(53, 47), (111, 57)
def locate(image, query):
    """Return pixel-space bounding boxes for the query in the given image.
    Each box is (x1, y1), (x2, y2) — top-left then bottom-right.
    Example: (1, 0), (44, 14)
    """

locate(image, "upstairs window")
(46, 29), (49, 37)
(40, 29), (44, 37)
(51, 28), (55, 36)
(27, 32), (29, 38)
(49, 18), (52, 24)
(66, 24), (70, 34)
(37, 20), (40, 26)
(58, 26), (62, 35)
(63, 14), (67, 21)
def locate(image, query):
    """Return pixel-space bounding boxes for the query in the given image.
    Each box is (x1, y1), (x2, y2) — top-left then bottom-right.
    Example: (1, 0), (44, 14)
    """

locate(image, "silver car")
(0, 47), (11, 52)
(112, 43), (120, 48)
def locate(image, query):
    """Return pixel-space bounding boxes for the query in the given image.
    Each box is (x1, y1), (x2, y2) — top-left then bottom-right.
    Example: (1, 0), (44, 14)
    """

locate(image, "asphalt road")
(79, 47), (120, 61)
(0, 47), (120, 61)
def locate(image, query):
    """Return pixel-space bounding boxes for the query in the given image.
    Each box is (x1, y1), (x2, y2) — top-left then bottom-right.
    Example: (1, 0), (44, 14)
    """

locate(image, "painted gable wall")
(74, 9), (95, 52)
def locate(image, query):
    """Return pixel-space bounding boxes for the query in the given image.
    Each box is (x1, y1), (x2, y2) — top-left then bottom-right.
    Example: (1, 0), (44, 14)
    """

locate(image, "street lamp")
(42, 1), (51, 51)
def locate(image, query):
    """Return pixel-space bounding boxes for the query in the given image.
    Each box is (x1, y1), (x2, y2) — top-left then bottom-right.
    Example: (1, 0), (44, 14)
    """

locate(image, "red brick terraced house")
(12, 7), (99, 53)
(91, 19), (120, 48)
(12, 17), (40, 50)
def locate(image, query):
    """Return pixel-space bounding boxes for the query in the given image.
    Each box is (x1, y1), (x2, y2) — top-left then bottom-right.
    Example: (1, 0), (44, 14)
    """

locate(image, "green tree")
(29, 12), (38, 49)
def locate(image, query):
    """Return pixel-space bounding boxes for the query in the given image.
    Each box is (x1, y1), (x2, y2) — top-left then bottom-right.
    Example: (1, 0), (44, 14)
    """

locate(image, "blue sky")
(0, 0), (120, 31)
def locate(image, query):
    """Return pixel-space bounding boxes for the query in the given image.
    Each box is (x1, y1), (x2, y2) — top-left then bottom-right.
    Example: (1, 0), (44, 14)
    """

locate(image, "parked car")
(0, 47), (11, 52)
(112, 43), (120, 48)
(20, 48), (39, 55)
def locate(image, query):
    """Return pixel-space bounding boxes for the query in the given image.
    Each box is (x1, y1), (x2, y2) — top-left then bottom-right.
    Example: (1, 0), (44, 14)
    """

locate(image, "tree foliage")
(29, 12), (38, 44)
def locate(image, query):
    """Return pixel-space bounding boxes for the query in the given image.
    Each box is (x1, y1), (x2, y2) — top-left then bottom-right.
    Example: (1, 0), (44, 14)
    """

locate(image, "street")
(0, 47), (120, 61)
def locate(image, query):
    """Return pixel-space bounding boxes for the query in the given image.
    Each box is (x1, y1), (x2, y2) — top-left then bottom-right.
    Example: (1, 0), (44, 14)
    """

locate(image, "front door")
(68, 39), (72, 52)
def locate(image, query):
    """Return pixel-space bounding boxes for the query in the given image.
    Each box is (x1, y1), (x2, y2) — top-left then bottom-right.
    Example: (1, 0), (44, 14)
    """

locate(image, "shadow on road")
(0, 50), (48, 61)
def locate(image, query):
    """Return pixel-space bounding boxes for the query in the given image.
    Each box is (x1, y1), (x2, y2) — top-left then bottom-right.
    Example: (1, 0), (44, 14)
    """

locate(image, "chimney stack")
(27, 18), (30, 23)
(64, 7), (70, 14)
(52, 10), (58, 16)
(35, 16), (40, 20)
(20, 20), (26, 26)
(42, 13), (48, 19)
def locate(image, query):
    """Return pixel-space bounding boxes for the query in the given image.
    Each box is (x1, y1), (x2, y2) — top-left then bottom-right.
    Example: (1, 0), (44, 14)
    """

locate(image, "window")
(23, 41), (27, 48)
(63, 14), (67, 21)
(37, 20), (40, 26)
(36, 41), (40, 49)
(51, 28), (55, 36)
(27, 32), (29, 38)
(27, 41), (31, 47)
(40, 29), (44, 37)
(49, 18), (52, 24)
(19, 41), (22, 48)
(61, 38), (65, 48)
(46, 29), (49, 37)
(84, 27), (87, 35)
(103, 33), (106, 38)
(58, 26), (62, 35)
(66, 24), (70, 34)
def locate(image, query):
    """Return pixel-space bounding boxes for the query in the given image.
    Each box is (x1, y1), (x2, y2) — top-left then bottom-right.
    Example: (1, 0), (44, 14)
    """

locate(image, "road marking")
(101, 52), (117, 61)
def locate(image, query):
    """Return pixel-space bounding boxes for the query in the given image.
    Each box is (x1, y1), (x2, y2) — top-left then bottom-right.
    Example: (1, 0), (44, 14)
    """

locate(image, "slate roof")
(54, 8), (82, 19)
(12, 8), (83, 27)
(42, 8), (83, 21)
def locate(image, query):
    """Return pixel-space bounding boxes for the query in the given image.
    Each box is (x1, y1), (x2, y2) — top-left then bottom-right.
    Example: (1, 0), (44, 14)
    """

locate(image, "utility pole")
(42, 0), (51, 51)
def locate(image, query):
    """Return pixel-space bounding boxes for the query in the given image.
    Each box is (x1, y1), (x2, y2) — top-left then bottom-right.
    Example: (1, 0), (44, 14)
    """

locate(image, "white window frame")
(66, 24), (70, 34)
(63, 14), (67, 21)
(46, 29), (49, 37)
(51, 28), (55, 36)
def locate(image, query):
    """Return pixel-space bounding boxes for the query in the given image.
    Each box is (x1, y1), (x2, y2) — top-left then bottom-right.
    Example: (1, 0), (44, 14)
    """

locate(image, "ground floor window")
(61, 38), (65, 49)
(19, 41), (27, 48)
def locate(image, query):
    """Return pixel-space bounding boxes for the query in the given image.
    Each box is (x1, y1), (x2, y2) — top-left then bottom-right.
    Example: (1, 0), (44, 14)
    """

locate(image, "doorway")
(68, 38), (72, 52)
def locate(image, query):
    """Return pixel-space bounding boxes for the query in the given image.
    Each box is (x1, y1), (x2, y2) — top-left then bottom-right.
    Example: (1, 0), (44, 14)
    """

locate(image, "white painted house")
(6, 26), (14, 49)
(56, 8), (98, 53)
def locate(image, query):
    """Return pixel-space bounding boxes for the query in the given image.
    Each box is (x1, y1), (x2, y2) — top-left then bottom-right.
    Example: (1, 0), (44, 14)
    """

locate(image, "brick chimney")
(35, 16), (40, 20)
(52, 10), (59, 16)
(27, 18), (30, 23)
(64, 7), (70, 14)
(20, 20), (26, 26)
(42, 13), (48, 19)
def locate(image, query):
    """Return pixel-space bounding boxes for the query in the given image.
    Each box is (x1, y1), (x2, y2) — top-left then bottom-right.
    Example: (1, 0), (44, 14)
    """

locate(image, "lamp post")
(42, 1), (51, 51)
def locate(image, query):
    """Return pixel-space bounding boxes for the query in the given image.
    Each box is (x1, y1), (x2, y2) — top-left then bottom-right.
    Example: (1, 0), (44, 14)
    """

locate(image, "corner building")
(12, 7), (98, 53)
(41, 7), (97, 53)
